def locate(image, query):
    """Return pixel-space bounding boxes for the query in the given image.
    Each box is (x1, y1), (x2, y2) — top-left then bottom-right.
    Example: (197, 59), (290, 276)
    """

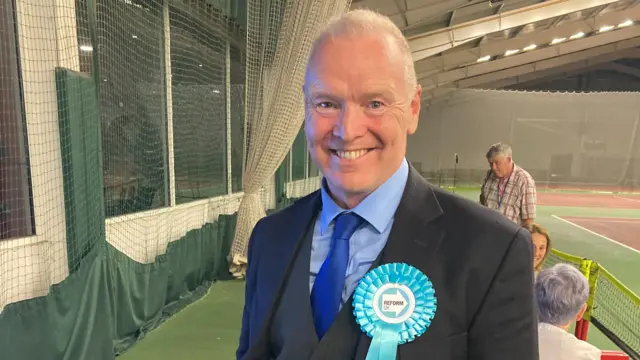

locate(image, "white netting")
(229, 0), (352, 275)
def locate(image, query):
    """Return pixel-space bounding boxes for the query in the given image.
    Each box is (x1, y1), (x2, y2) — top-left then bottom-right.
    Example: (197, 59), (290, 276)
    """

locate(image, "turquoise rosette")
(352, 263), (437, 360)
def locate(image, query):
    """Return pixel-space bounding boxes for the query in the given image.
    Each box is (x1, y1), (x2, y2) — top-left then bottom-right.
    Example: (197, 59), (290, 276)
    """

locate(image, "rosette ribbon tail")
(366, 324), (402, 360)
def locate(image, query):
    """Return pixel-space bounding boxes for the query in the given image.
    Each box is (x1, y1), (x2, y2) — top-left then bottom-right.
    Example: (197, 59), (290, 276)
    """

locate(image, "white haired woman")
(535, 264), (601, 360)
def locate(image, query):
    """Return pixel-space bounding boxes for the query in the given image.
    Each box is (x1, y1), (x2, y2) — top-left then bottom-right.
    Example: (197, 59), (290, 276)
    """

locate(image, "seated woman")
(524, 223), (551, 275)
(535, 264), (601, 360)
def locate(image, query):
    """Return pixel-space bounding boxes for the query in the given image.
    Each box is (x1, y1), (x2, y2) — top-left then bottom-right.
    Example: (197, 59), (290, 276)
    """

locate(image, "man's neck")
(326, 188), (368, 210)
(323, 158), (407, 209)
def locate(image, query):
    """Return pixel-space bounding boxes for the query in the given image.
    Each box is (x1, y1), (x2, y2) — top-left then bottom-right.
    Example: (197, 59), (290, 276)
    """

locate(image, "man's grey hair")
(486, 142), (513, 160)
(306, 9), (418, 98)
(535, 264), (590, 326)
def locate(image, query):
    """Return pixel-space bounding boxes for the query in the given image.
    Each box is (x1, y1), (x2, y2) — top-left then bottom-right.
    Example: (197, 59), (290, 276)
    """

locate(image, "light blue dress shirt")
(309, 158), (409, 304)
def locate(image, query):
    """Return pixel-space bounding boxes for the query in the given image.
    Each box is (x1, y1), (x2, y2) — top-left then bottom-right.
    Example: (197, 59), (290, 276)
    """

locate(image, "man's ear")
(407, 85), (422, 135)
(576, 303), (588, 321)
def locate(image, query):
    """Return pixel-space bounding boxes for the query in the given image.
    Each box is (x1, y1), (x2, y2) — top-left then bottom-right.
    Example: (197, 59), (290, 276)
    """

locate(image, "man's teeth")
(336, 149), (368, 160)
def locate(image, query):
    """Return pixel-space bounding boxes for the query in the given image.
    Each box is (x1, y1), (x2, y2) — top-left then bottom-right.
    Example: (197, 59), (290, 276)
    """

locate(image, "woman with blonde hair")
(524, 223), (552, 274)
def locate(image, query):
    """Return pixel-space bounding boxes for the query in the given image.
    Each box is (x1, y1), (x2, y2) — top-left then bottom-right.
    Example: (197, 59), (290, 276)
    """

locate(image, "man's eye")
(315, 102), (339, 112)
(369, 101), (383, 109)
(317, 102), (335, 109)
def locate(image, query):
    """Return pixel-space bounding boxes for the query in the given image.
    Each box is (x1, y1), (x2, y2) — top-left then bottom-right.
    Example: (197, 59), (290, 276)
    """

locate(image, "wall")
(0, 0), (74, 310)
(408, 89), (640, 185)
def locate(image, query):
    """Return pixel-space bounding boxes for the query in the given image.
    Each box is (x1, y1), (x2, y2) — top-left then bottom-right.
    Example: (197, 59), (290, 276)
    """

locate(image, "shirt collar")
(319, 158), (409, 234)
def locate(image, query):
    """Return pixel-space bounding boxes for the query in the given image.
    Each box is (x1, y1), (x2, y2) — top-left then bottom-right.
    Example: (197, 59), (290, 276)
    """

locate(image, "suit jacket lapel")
(312, 165), (446, 360)
(381, 166), (446, 266)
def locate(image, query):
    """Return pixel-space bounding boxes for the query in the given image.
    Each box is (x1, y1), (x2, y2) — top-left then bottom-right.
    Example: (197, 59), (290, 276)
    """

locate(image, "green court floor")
(118, 280), (245, 360)
(119, 190), (640, 359)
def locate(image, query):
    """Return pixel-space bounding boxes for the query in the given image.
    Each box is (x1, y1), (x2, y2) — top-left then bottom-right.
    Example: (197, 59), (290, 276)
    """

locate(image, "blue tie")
(311, 212), (364, 339)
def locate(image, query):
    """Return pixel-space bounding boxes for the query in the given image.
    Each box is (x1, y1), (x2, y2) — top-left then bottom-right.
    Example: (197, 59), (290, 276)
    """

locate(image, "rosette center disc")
(371, 283), (416, 324)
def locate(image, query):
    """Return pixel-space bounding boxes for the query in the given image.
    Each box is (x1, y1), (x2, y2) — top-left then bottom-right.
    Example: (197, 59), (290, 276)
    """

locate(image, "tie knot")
(333, 212), (364, 241)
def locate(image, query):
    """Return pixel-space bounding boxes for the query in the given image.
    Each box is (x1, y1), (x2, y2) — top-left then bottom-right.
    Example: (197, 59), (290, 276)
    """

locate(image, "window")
(291, 127), (307, 181)
(0, 0), (35, 240)
(170, 4), (228, 203)
(230, 43), (245, 193)
(96, 0), (169, 216)
(75, 0), (247, 213)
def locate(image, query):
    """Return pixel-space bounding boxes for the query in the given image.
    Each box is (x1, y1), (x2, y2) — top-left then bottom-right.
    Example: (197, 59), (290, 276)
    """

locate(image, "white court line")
(551, 215), (640, 255)
(613, 195), (640, 203)
(567, 218), (640, 224)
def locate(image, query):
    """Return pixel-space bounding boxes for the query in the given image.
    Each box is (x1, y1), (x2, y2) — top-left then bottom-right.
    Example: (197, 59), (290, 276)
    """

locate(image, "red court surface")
(557, 216), (640, 252)
(538, 193), (640, 209)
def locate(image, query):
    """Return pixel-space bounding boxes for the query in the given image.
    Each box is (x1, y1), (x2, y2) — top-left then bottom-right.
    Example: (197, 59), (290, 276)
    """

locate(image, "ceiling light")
(80, 45), (93, 52)
(477, 55), (491, 62)
(132, 35), (138, 39)
(504, 49), (520, 56)
(599, 25), (615, 32)
(570, 32), (585, 40)
(523, 44), (537, 51)
(618, 20), (633, 28)
(550, 37), (566, 45)
(213, 90), (220, 94)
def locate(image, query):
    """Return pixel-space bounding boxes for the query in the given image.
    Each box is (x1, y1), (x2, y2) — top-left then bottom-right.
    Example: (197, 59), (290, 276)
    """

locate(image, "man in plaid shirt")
(480, 143), (536, 226)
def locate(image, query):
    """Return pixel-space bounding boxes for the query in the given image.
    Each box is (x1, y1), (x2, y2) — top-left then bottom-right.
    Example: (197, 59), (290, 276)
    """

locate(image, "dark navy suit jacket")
(236, 166), (538, 360)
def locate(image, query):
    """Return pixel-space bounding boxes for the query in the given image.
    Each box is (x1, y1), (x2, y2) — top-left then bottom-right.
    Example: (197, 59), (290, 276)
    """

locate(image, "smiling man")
(237, 9), (538, 360)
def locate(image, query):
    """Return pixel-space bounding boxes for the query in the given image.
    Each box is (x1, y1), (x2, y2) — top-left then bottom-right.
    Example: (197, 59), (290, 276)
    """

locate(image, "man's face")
(488, 154), (512, 178)
(303, 34), (421, 207)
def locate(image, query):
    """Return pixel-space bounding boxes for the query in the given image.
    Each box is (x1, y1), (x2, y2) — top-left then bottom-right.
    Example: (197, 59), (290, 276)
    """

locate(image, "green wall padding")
(55, 67), (106, 274)
(0, 216), (237, 360)
(109, 213), (237, 355)
(0, 249), (113, 360)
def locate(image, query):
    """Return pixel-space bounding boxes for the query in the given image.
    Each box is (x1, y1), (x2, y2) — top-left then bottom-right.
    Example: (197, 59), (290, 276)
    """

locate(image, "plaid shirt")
(480, 164), (536, 224)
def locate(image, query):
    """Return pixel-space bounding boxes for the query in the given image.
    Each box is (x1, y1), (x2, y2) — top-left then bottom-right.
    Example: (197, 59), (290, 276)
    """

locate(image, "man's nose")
(333, 106), (364, 141)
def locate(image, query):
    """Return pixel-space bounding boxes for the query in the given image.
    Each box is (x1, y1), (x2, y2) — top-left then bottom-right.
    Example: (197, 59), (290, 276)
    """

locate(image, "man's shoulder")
(254, 190), (320, 235)
(538, 324), (601, 360)
(426, 184), (530, 262)
(430, 184), (522, 234)
(247, 190), (320, 267)
(481, 169), (494, 184)
(514, 164), (535, 184)
(573, 340), (602, 360)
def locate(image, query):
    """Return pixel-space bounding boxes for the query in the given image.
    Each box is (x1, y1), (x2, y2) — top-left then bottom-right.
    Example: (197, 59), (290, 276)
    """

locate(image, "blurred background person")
(524, 223), (552, 275)
(480, 142), (536, 226)
(535, 264), (601, 360)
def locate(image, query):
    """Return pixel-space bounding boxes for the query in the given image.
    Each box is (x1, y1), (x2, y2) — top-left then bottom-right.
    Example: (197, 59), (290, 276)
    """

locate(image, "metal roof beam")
(608, 61), (640, 79)
(419, 27), (640, 99)
(462, 49), (640, 88)
(414, 5), (640, 77)
(408, 0), (619, 62)
(477, 64), (605, 89)
(395, 0), (409, 28)
(427, 60), (640, 107)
